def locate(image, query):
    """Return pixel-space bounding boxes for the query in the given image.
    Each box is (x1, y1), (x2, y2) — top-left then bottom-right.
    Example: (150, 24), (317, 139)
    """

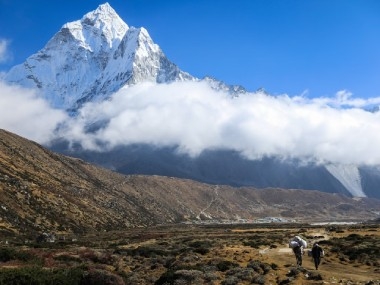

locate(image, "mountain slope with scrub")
(0, 129), (379, 236)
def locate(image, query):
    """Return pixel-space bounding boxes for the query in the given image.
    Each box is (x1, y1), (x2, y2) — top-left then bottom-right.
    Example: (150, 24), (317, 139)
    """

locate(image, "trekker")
(292, 244), (303, 266)
(289, 235), (307, 267)
(311, 243), (324, 270)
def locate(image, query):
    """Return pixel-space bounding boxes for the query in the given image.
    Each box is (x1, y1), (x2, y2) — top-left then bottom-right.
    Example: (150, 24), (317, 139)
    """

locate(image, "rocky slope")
(0, 129), (379, 236)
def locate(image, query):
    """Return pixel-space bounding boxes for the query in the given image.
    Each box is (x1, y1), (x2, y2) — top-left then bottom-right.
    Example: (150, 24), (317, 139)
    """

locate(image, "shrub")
(0, 248), (41, 264)
(0, 266), (84, 285)
(252, 274), (266, 284)
(242, 234), (272, 249)
(173, 269), (203, 282)
(155, 269), (175, 285)
(0, 248), (15, 262)
(204, 271), (219, 282)
(221, 276), (239, 285)
(325, 234), (380, 265)
(247, 260), (271, 275)
(188, 240), (212, 255)
(193, 247), (209, 255)
(80, 269), (125, 285)
(14, 250), (36, 263)
(307, 271), (323, 281)
(54, 254), (82, 265)
(226, 267), (255, 281)
(216, 260), (239, 272)
(124, 246), (167, 258)
(269, 263), (278, 270)
(286, 267), (300, 277)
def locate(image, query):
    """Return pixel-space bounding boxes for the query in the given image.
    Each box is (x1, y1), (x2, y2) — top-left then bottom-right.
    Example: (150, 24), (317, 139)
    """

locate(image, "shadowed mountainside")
(0, 129), (379, 236)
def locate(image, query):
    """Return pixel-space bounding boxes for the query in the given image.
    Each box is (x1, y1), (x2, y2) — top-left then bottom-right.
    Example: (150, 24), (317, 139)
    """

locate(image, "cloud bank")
(1, 80), (380, 166)
(0, 81), (67, 143)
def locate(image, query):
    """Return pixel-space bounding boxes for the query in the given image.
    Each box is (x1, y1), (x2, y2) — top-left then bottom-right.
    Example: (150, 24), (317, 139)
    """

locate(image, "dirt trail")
(258, 228), (379, 284)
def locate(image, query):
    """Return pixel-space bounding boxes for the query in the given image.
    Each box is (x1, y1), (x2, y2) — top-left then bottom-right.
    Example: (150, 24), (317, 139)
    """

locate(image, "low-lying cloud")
(0, 81), (67, 143)
(1, 80), (380, 166)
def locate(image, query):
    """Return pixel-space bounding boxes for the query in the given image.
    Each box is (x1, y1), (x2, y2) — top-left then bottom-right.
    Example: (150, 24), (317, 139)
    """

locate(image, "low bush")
(154, 269), (175, 285)
(80, 269), (125, 285)
(54, 254), (82, 265)
(247, 260), (271, 275)
(0, 248), (41, 264)
(188, 240), (212, 255)
(0, 248), (15, 262)
(226, 267), (255, 281)
(216, 260), (239, 272)
(221, 276), (239, 285)
(123, 246), (168, 258)
(0, 266), (84, 285)
(242, 234), (273, 248)
(324, 235), (380, 265)
(307, 271), (323, 280)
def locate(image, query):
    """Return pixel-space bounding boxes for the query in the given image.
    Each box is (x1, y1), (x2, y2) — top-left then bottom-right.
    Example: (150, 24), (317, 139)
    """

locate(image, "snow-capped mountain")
(5, 3), (195, 111)
(4, 3), (380, 199)
(203, 76), (246, 96)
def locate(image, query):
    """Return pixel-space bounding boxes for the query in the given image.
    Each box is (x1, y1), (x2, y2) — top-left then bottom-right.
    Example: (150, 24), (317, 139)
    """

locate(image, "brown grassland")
(0, 222), (379, 285)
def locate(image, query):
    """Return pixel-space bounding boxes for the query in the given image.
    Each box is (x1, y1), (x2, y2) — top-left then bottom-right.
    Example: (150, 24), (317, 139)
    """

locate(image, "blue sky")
(1, 0), (380, 98)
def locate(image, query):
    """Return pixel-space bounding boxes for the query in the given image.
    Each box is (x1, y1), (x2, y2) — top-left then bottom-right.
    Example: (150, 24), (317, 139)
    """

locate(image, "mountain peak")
(4, 3), (243, 111)
(93, 2), (114, 13)
(82, 2), (126, 29)
(63, 2), (128, 48)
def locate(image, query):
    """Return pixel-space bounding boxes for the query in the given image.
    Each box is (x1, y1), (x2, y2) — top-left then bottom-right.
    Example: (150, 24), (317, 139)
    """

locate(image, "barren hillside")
(0, 129), (379, 236)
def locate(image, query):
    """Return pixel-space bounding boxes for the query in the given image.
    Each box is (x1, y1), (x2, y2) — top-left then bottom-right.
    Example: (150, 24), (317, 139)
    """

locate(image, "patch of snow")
(325, 164), (366, 197)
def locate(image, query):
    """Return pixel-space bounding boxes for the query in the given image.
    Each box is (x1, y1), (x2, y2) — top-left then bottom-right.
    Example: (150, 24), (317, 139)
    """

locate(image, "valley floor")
(0, 223), (379, 284)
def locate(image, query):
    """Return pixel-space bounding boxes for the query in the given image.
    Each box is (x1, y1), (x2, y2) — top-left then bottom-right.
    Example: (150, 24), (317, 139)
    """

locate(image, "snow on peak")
(4, 3), (195, 110)
(63, 2), (128, 50)
(133, 27), (160, 57)
(325, 164), (366, 197)
(82, 3), (128, 41)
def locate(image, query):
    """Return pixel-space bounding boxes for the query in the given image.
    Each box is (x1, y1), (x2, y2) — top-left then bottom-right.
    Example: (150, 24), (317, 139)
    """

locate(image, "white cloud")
(1, 79), (380, 166)
(0, 39), (10, 63)
(0, 81), (67, 143)
(55, 81), (380, 166)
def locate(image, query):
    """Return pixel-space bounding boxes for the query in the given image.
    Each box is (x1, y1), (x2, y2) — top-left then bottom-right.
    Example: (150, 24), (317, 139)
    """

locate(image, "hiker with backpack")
(311, 243), (324, 270)
(289, 235), (307, 266)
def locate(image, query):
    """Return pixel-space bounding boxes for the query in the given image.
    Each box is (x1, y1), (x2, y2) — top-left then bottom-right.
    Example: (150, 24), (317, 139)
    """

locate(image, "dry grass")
(0, 223), (378, 284)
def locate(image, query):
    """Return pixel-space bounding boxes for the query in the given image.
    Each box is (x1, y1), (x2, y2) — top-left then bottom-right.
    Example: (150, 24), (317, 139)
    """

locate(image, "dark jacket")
(311, 244), (323, 258)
